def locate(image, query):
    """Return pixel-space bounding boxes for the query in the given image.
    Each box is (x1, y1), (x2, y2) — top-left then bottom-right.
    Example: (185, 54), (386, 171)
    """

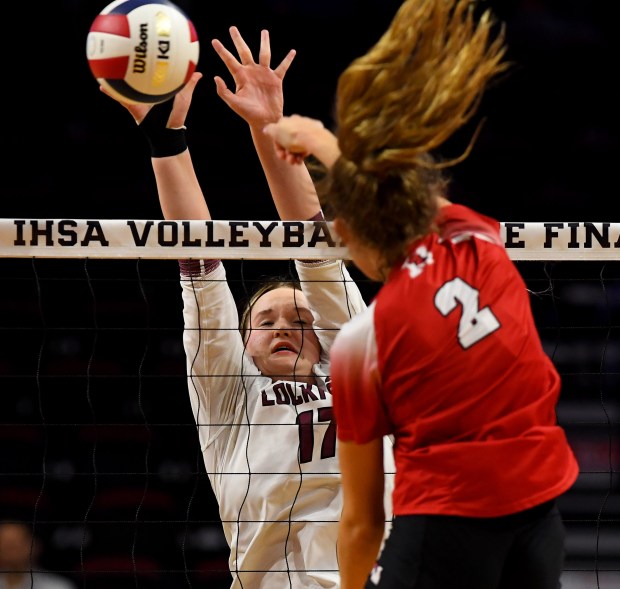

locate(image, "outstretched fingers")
(274, 48), (296, 79)
(213, 75), (233, 103)
(257, 27), (296, 79)
(167, 71), (203, 128)
(258, 29), (272, 67)
(229, 25), (255, 65)
(211, 37), (242, 77)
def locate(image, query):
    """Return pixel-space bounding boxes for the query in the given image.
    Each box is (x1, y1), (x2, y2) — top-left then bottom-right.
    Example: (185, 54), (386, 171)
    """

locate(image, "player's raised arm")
(101, 72), (209, 221)
(212, 26), (321, 221)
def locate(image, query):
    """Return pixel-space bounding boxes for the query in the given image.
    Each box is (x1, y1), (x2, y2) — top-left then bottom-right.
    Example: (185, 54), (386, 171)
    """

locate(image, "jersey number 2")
(434, 277), (500, 348)
(296, 407), (336, 464)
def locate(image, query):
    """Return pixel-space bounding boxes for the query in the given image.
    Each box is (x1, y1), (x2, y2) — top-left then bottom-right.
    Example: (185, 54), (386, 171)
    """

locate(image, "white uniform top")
(180, 259), (394, 589)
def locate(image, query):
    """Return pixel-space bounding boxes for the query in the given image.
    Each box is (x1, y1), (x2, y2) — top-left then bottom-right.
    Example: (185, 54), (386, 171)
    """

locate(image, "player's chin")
(271, 358), (314, 381)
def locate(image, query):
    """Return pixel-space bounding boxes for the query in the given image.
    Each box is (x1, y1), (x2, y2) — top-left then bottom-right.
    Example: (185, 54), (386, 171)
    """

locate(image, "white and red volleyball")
(86, 0), (199, 104)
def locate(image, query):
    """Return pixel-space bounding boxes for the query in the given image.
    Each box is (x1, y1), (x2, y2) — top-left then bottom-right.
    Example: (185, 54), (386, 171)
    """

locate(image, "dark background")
(1, 1), (619, 588)
(6, 0), (619, 223)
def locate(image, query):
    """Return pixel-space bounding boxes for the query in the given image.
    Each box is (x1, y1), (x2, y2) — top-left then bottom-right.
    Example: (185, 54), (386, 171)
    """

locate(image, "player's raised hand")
(100, 72), (203, 127)
(166, 72), (203, 128)
(212, 26), (296, 127)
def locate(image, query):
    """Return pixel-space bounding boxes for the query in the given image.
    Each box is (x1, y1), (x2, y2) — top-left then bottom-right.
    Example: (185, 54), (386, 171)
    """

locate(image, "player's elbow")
(340, 508), (385, 547)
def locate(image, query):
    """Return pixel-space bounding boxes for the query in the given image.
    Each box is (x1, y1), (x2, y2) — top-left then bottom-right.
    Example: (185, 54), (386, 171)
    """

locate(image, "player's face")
(245, 287), (321, 384)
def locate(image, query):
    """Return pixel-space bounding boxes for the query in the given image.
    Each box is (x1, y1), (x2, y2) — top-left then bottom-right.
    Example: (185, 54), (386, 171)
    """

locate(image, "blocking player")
(102, 27), (395, 589)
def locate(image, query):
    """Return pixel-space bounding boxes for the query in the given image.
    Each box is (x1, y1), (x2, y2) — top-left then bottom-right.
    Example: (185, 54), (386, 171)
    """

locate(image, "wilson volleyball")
(86, 0), (199, 104)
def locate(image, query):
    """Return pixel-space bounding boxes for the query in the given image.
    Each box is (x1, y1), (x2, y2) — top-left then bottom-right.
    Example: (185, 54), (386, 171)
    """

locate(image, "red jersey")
(331, 204), (579, 517)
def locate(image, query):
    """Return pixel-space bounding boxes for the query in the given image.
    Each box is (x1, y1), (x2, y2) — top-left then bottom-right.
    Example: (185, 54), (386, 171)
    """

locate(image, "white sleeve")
(180, 262), (260, 448)
(295, 260), (367, 360)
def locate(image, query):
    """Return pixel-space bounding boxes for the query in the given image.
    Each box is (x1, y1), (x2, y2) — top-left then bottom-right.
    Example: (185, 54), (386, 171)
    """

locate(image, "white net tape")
(1, 219), (619, 260)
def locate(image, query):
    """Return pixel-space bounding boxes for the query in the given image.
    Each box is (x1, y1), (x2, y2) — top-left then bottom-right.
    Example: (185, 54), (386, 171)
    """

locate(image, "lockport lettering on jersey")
(261, 381), (332, 407)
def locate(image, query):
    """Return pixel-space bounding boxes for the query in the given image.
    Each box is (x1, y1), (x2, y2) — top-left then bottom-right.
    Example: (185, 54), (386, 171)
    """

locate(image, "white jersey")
(180, 259), (394, 589)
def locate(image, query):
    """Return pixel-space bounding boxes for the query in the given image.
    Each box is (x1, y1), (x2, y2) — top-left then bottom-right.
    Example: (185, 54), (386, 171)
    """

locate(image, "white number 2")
(434, 277), (500, 349)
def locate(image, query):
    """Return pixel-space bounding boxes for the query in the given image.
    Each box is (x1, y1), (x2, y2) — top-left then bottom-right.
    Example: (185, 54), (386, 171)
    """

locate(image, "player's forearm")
(338, 518), (384, 589)
(306, 126), (341, 170)
(151, 149), (211, 220)
(180, 263), (249, 425)
(295, 260), (366, 353)
(250, 125), (321, 220)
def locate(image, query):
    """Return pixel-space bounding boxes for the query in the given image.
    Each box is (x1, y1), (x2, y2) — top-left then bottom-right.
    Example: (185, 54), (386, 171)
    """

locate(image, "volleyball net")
(2, 218), (620, 261)
(0, 219), (618, 588)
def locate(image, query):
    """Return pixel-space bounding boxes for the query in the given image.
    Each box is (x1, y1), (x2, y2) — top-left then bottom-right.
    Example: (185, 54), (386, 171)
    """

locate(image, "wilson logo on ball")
(86, 0), (199, 104)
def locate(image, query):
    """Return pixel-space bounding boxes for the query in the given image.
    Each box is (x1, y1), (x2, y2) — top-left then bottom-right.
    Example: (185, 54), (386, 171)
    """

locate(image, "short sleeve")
(330, 303), (392, 443)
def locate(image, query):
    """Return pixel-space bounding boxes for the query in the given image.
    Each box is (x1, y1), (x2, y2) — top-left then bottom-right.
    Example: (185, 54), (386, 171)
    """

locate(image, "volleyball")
(86, 0), (199, 104)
